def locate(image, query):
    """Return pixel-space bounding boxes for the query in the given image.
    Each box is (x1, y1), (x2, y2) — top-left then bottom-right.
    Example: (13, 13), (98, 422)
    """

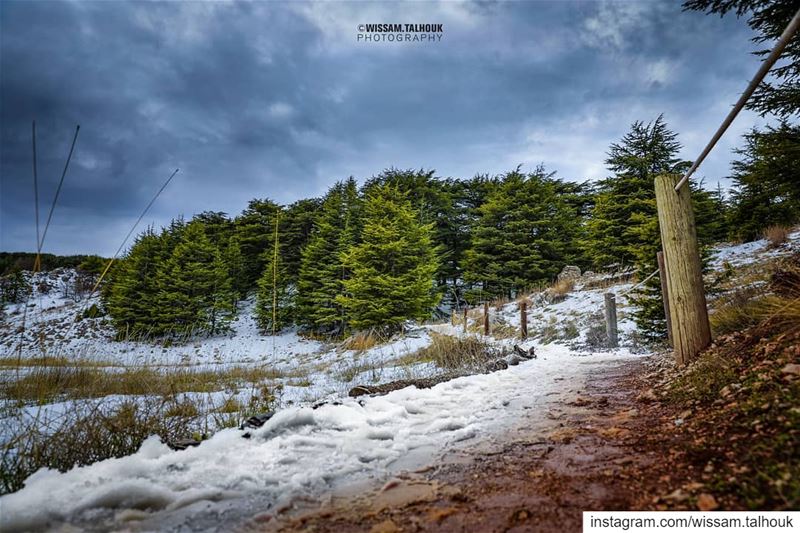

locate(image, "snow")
(708, 229), (800, 269)
(1, 231), (796, 530)
(0, 345), (639, 532)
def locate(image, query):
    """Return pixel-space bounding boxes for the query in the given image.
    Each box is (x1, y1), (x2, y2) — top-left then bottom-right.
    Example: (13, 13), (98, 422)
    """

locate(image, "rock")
(662, 488), (690, 503)
(513, 344), (536, 360)
(240, 411), (275, 430)
(697, 493), (719, 511)
(485, 359), (509, 372)
(637, 389), (658, 403)
(370, 520), (400, 533)
(557, 265), (582, 281)
(781, 363), (800, 376)
(507, 355), (520, 366)
(348, 386), (373, 397)
(168, 438), (202, 451)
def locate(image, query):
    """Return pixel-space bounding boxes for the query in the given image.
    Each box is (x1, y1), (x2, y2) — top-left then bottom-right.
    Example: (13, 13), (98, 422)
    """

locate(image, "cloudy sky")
(0, 0), (774, 255)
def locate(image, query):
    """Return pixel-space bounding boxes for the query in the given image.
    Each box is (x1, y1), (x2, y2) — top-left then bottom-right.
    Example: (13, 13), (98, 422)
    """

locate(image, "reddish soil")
(248, 357), (716, 533)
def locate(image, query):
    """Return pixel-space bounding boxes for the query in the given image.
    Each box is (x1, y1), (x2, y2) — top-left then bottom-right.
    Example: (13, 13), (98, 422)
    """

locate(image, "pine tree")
(234, 198), (280, 290)
(156, 222), (236, 336)
(104, 228), (164, 338)
(585, 115), (688, 269)
(586, 116), (723, 342)
(684, 0), (800, 118)
(295, 179), (361, 332)
(463, 167), (587, 301)
(336, 184), (440, 333)
(727, 123), (800, 241)
(223, 234), (247, 300)
(255, 244), (295, 333)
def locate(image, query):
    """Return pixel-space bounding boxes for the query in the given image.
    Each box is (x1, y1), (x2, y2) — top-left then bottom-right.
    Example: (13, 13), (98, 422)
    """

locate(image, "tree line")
(98, 115), (799, 342)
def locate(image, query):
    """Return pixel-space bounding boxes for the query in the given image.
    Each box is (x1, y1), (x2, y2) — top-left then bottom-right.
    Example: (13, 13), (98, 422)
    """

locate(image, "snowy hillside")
(1, 232), (797, 531)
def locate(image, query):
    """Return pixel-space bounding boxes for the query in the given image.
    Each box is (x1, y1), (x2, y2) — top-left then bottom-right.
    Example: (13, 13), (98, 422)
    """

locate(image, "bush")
(764, 225), (791, 249)
(414, 332), (493, 373)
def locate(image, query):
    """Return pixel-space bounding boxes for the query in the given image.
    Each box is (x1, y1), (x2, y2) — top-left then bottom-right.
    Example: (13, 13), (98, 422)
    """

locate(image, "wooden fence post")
(520, 301), (528, 339)
(657, 251), (673, 347)
(655, 174), (711, 365)
(463, 307), (468, 334)
(483, 302), (490, 336)
(604, 292), (618, 348)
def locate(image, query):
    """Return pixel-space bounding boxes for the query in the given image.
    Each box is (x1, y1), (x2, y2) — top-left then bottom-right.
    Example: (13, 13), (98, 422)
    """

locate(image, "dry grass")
(764, 225), (791, 249)
(340, 330), (385, 352)
(0, 356), (117, 368)
(0, 364), (283, 403)
(412, 332), (492, 372)
(710, 286), (775, 337)
(549, 278), (575, 300)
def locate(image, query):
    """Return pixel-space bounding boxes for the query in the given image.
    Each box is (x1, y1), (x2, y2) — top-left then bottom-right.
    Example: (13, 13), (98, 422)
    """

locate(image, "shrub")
(414, 332), (492, 373)
(764, 225), (790, 249)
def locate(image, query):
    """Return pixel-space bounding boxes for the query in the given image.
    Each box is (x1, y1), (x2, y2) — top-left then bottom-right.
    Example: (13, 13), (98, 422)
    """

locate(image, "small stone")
(370, 519), (400, 533)
(637, 389), (658, 403)
(780, 363), (800, 376)
(697, 493), (719, 511)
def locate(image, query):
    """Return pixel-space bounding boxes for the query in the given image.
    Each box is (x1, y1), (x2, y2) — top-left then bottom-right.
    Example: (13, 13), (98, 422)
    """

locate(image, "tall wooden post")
(604, 293), (618, 348)
(463, 307), (468, 334)
(451, 309), (456, 327)
(655, 174), (711, 365)
(483, 302), (490, 336)
(519, 301), (528, 339)
(657, 251), (673, 347)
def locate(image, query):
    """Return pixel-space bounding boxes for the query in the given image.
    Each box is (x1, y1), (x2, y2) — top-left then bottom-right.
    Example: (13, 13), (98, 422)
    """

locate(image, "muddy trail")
(248, 357), (709, 533)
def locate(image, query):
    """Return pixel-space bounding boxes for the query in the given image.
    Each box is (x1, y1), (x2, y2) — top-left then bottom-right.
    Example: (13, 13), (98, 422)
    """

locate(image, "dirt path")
(245, 356), (707, 533)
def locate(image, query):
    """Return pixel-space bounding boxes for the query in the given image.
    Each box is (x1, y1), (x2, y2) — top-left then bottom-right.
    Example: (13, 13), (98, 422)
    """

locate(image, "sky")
(0, 0), (775, 256)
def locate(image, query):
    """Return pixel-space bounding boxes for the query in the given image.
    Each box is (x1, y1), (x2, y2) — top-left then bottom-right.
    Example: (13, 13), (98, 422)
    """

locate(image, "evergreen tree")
(585, 115), (688, 269)
(223, 234), (247, 300)
(104, 228), (164, 338)
(727, 123), (800, 241)
(234, 198), (280, 290)
(255, 244), (295, 333)
(463, 167), (587, 300)
(193, 211), (234, 250)
(684, 0), (800, 118)
(295, 179), (361, 332)
(336, 184), (440, 333)
(156, 222), (236, 336)
(281, 198), (323, 282)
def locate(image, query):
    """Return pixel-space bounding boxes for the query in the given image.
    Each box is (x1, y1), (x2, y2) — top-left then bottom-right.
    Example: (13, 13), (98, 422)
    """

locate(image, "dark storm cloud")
(1, 0), (764, 255)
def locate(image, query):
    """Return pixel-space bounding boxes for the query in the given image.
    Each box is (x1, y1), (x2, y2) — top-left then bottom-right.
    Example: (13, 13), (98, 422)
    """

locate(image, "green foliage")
(463, 166), (588, 301)
(281, 198), (323, 282)
(0, 269), (31, 305)
(234, 199), (280, 289)
(337, 184), (441, 333)
(156, 222), (236, 336)
(255, 243), (295, 334)
(684, 0), (800, 118)
(585, 115), (689, 269)
(104, 228), (165, 337)
(104, 221), (236, 339)
(727, 123), (800, 241)
(295, 179), (361, 333)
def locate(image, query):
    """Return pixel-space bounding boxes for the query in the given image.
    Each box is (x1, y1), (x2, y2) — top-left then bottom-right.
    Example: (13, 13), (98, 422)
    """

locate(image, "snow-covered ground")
(0, 344), (637, 532)
(0, 232), (796, 531)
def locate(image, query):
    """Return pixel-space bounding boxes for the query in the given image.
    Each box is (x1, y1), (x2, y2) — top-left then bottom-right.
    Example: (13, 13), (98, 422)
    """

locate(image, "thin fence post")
(604, 292), (618, 348)
(657, 251), (673, 347)
(655, 174), (712, 365)
(520, 301), (528, 339)
(483, 302), (490, 336)
(463, 307), (468, 334)
(451, 309), (456, 327)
